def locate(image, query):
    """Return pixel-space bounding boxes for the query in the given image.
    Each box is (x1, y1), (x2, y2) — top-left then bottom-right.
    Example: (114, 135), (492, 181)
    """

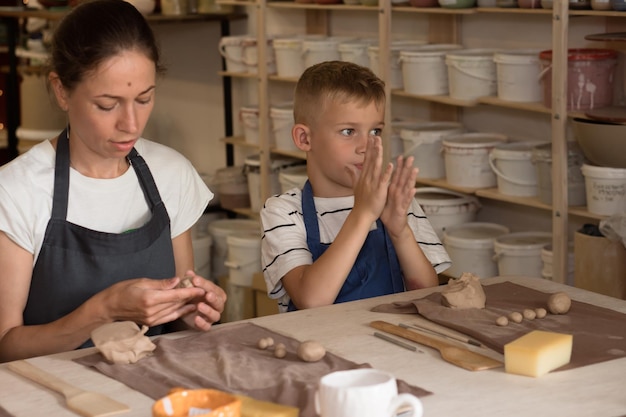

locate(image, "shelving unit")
(217, 0), (624, 285)
(0, 8), (247, 160)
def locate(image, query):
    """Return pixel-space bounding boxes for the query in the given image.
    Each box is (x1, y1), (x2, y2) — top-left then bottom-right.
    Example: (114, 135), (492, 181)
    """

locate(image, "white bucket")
(214, 166), (249, 210)
(391, 120), (426, 160)
(16, 127), (61, 154)
(218, 35), (248, 73)
(415, 187), (481, 239)
(443, 222), (511, 279)
(245, 155), (301, 212)
(208, 219), (260, 280)
(541, 243), (575, 285)
(241, 36), (276, 74)
(239, 105), (259, 145)
(446, 49), (499, 100)
(494, 49), (543, 102)
(442, 133), (508, 188)
(581, 164), (626, 216)
(19, 73), (66, 133)
(531, 142), (587, 206)
(191, 213), (225, 281)
(368, 41), (427, 90)
(270, 104), (297, 152)
(488, 141), (538, 197)
(224, 232), (262, 287)
(494, 231), (553, 278)
(192, 233), (212, 281)
(279, 164), (308, 192)
(302, 38), (342, 69)
(399, 121), (463, 179)
(338, 39), (375, 68)
(399, 44), (462, 95)
(273, 37), (305, 78)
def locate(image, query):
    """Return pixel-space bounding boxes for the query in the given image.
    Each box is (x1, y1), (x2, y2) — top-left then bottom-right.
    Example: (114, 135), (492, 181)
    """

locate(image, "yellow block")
(236, 395), (299, 417)
(504, 330), (573, 377)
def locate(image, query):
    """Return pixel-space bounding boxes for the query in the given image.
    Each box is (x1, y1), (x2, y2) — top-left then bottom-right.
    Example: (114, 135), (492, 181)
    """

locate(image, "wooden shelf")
(268, 74), (299, 83)
(478, 97), (551, 114)
(392, 90), (478, 107)
(218, 71), (259, 78)
(268, 2), (379, 11)
(221, 136), (260, 149)
(0, 7), (247, 22)
(392, 5), (477, 13)
(271, 148), (307, 160)
(230, 207), (260, 219)
(415, 178), (480, 194)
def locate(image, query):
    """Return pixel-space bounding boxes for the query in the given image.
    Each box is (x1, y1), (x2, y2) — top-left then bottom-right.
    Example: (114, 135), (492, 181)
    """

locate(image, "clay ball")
(547, 292), (571, 315)
(297, 340), (326, 362)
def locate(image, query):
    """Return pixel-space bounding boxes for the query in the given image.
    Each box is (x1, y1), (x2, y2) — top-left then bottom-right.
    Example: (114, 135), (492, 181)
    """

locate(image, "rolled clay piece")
(178, 275), (194, 288)
(91, 321), (156, 364)
(440, 272), (486, 309)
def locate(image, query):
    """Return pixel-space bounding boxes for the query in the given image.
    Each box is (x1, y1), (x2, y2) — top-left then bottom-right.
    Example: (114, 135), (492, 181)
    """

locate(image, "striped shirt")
(260, 188), (452, 312)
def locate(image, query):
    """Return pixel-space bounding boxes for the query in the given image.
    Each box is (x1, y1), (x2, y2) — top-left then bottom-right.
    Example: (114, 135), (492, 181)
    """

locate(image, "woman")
(0, 0), (226, 362)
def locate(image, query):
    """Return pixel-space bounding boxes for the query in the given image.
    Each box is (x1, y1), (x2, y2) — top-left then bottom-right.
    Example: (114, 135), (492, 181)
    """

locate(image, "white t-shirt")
(0, 138), (213, 264)
(260, 188), (452, 312)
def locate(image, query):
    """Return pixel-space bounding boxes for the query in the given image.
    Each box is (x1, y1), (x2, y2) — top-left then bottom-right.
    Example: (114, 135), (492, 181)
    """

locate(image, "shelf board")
(268, 74), (299, 83)
(478, 97), (551, 114)
(230, 207), (260, 219)
(271, 148), (307, 160)
(0, 7), (246, 22)
(268, 2), (378, 11)
(414, 183), (606, 221)
(475, 187), (551, 210)
(221, 136), (260, 149)
(415, 178), (480, 194)
(567, 207), (607, 221)
(476, 6), (551, 13)
(392, 5), (624, 16)
(392, 92), (592, 117)
(392, 90), (478, 107)
(392, 5), (477, 13)
(218, 71), (259, 78)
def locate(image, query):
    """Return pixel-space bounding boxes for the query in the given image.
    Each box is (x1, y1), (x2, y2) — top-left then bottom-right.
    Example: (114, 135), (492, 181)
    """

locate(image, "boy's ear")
(292, 123), (312, 151)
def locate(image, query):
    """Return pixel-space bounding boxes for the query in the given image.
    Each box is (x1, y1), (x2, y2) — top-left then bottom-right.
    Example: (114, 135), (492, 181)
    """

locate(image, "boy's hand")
(380, 155), (419, 237)
(349, 136), (393, 222)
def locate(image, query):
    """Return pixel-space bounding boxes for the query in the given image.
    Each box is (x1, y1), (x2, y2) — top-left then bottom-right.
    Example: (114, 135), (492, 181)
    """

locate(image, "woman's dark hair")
(49, 0), (165, 91)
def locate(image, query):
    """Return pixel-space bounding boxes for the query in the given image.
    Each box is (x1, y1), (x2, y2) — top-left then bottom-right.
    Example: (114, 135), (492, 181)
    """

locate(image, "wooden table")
(1, 276), (625, 417)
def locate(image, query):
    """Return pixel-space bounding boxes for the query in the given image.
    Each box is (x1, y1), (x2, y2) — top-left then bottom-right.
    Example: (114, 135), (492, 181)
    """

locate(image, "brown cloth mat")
(0, 405), (14, 417)
(372, 281), (626, 371)
(75, 322), (431, 417)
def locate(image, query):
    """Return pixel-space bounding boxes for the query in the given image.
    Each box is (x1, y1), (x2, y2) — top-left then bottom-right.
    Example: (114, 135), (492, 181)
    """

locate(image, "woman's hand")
(177, 270), (227, 331)
(100, 276), (208, 327)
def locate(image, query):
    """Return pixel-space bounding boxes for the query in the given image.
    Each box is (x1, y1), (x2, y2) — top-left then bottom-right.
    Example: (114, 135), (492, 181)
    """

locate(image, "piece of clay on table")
(91, 321), (156, 364)
(441, 272), (486, 309)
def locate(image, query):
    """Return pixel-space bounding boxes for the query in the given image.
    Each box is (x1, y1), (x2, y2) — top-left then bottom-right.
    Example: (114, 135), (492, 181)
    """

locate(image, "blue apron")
(287, 180), (404, 311)
(23, 128), (176, 347)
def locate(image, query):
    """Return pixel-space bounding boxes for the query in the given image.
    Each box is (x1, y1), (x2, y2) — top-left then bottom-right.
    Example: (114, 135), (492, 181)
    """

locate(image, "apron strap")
(301, 180), (322, 259)
(127, 148), (163, 210)
(51, 128), (71, 220)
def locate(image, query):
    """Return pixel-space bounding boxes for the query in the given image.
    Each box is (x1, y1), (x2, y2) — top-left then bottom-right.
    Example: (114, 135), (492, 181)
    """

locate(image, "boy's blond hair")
(293, 61), (386, 126)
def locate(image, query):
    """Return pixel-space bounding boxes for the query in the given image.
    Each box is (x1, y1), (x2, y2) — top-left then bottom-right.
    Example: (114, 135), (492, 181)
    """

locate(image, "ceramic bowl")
(438, 0), (476, 8)
(126, 0), (156, 14)
(572, 118), (626, 169)
(153, 388), (241, 417)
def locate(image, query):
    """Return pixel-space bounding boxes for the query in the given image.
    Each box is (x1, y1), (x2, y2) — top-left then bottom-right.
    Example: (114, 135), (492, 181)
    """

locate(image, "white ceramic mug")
(315, 368), (423, 417)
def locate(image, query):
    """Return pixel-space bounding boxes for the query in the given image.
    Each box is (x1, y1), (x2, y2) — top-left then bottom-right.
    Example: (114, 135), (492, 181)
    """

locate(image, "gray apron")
(23, 129), (175, 346)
